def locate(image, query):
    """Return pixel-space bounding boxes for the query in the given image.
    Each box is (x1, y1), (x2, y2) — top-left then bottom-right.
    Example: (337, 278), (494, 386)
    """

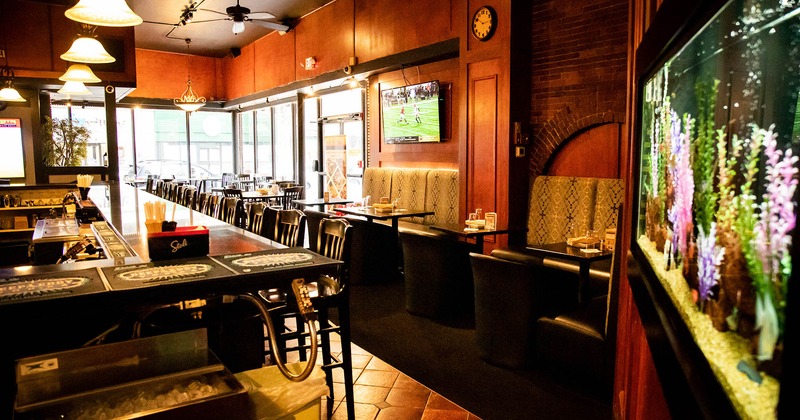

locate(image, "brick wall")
(529, 0), (629, 175)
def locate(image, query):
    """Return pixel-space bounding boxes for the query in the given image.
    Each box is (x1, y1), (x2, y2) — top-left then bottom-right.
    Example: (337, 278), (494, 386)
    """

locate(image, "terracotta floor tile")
(385, 386), (431, 409)
(426, 393), (464, 411)
(333, 366), (363, 383)
(351, 353), (373, 369)
(332, 402), (379, 420)
(393, 373), (424, 389)
(376, 406), (425, 420)
(421, 409), (471, 420)
(365, 357), (399, 372)
(352, 384), (391, 404)
(467, 414), (483, 420)
(356, 369), (400, 387)
(350, 343), (372, 355)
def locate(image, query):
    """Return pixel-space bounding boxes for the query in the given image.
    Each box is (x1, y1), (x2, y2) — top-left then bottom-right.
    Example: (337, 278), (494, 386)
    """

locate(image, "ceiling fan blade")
(197, 8), (229, 16)
(246, 12), (277, 20)
(191, 18), (232, 23)
(248, 20), (290, 32)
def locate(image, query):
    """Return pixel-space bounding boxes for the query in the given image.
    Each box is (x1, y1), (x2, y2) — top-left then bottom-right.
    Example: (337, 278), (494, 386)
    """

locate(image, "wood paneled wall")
(295, 0), (355, 79)
(367, 59), (461, 169)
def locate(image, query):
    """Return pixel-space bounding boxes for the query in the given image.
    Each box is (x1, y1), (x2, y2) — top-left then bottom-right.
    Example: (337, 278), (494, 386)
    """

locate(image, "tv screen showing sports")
(381, 81), (442, 144)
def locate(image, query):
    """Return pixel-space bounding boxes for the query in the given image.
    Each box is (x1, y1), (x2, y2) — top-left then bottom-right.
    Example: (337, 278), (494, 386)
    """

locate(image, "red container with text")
(147, 226), (209, 260)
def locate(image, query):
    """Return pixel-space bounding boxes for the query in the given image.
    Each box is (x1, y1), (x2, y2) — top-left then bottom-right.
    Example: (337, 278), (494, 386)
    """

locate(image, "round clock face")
(472, 6), (497, 41)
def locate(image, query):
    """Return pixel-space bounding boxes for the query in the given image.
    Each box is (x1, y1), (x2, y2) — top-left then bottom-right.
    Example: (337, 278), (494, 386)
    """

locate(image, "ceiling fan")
(146, 1), (291, 39)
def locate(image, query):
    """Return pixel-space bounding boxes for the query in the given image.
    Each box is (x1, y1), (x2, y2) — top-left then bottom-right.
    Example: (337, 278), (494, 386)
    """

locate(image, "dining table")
(292, 197), (354, 210)
(524, 242), (613, 305)
(334, 206), (434, 231)
(428, 223), (527, 253)
(241, 190), (283, 203)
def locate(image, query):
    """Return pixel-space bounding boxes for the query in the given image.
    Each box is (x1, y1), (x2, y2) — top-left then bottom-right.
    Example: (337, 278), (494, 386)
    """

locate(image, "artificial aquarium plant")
(41, 116), (90, 167)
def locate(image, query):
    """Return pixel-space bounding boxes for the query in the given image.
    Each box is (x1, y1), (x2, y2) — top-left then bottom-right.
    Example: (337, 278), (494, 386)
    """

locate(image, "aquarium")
(635, 0), (798, 418)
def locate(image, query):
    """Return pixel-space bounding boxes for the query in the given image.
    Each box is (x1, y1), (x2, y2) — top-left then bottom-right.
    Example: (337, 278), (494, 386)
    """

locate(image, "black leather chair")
(203, 194), (221, 219)
(399, 230), (475, 322)
(220, 197), (245, 228)
(534, 209), (622, 390)
(470, 253), (576, 368)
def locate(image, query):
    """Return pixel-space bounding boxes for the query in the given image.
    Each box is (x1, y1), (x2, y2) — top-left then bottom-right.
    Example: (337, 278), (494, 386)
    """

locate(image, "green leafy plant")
(41, 116), (90, 167)
(692, 78), (720, 233)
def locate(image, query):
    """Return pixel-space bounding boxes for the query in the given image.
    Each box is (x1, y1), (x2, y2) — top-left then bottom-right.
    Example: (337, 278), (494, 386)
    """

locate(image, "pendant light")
(174, 39), (206, 112)
(58, 81), (92, 96)
(0, 66), (25, 102)
(61, 24), (115, 64)
(65, 0), (142, 27)
(59, 64), (101, 83)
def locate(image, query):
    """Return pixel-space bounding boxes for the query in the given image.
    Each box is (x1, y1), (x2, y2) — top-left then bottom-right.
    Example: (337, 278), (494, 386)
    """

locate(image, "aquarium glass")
(637, 0), (799, 417)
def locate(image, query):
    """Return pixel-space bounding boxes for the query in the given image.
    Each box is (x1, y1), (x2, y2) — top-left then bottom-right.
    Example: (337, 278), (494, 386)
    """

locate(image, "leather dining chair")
(220, 197), (245, 227)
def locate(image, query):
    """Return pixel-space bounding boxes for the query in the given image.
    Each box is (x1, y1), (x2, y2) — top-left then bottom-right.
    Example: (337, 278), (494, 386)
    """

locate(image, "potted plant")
(41, 116), (90, 166)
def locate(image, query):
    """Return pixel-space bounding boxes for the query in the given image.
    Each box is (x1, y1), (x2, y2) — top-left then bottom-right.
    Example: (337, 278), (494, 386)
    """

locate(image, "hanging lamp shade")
(175, 79), (206, 112)
(232, 20), (246, 34)
(59, 64), (101, 83)
(0, 66), (25, 102)
(60, 36), (116, 64)
(65, 0), (143, 27)
(174, 39), (205, 112)
(58, 80), (92, 96)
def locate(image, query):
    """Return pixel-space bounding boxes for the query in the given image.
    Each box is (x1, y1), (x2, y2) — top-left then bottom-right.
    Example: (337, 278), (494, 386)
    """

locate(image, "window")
(51, 104), (108, 166)
(273, 103), (296, 181)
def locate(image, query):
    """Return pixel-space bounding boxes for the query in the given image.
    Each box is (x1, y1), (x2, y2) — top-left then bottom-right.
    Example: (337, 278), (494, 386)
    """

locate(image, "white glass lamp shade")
(58, 81), (92, 96)
(59, 64), (101, 83)
(232, 21), (246, 34)
(65, 0), (143, 27)
(60, 37), (116, 64)
(0, 87), (25, 102)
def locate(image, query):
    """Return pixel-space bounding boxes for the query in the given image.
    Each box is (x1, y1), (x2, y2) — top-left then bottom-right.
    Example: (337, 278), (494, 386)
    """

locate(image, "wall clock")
(472, 6), (497, 41)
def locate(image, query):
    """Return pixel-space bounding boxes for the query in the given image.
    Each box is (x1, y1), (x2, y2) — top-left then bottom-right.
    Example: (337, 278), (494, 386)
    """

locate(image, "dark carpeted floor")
(346, 279), (613, 420)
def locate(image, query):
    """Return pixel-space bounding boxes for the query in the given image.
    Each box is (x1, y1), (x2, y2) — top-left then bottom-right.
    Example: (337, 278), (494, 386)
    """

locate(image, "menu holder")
(147, 226), (209, 261)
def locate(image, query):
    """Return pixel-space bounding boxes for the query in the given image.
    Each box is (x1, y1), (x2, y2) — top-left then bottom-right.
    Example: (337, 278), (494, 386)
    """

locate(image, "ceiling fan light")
(65, 0), (143, 27)
(61, 37), (116, 64)
(232, 21), (246, 34)
(59, 64), (101, 83)
(58, 81), (92, 96)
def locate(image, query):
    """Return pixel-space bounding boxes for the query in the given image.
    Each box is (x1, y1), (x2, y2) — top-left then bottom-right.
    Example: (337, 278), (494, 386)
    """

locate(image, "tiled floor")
(278, 322), (480, 420)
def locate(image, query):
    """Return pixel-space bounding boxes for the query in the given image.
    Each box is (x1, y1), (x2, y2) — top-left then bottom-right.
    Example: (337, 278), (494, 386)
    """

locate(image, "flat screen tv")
(381, 81), (442, 144)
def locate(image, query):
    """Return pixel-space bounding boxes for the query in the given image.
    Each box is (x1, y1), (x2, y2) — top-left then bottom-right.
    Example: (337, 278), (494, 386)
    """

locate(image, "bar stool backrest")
(205, 194), (221, 218)
(274, 209), (306, 247)
(181, 185), (197, 208)
(282, 186), (304, 210)
(245, 202), (267, 236)
(196, 191), (211, 212)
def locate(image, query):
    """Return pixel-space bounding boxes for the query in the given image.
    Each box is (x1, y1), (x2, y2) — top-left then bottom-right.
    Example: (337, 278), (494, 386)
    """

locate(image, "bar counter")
(0, 183), (343, 418)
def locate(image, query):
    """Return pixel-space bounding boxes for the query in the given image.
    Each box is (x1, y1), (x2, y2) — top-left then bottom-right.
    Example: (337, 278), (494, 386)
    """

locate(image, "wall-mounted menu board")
(0, 118), (25, 178)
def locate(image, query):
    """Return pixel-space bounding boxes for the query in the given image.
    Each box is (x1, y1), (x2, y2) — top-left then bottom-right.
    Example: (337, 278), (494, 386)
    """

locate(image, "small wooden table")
(524, 242), (612, 305)
(335, 206), (434, 231)
(428, 224), (527, 253)
(292, 197), (353, 210)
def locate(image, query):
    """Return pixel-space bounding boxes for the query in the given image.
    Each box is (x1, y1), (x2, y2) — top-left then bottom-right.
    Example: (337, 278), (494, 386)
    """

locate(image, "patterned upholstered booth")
(472, 175), (624, 368)
(361, 167), (460, 231)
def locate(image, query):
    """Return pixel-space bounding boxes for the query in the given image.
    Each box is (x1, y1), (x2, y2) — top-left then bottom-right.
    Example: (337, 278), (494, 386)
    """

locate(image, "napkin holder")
(372, 203), (394, 213)
(147, 226), (209, 260)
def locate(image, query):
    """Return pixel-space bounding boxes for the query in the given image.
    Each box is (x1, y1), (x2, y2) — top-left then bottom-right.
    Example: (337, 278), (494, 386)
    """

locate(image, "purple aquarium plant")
(667, 112), (695, 265)
(696, 222), (725, 305)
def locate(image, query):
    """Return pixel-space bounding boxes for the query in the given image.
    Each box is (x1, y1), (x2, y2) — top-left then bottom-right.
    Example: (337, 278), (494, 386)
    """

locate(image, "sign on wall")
(0, 118), (24, 178)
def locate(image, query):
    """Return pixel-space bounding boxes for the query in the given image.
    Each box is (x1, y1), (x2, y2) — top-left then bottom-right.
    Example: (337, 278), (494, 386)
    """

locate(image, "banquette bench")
(471, 175), (624, 374)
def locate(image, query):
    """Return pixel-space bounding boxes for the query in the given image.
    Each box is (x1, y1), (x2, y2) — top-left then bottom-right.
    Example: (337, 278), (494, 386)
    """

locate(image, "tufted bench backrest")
(424, 169), (460, 226)
(390, 168), (430, 224)
(526, 175), (624, 247)
(362, 167), (394, 201)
